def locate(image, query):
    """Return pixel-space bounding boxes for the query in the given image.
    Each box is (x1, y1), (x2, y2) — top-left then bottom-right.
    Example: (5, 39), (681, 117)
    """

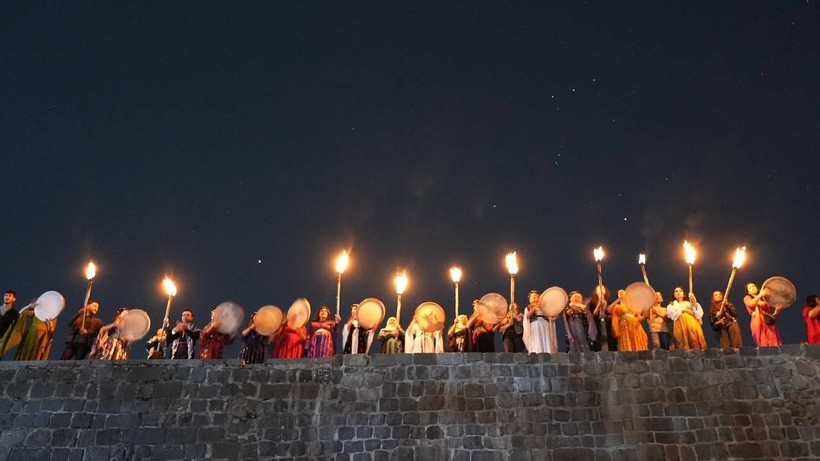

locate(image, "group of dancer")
(1, 284), (819, 363)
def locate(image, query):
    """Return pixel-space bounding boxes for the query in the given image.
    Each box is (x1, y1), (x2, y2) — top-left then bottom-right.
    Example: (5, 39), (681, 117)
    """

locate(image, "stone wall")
(1, 346), (819, 461)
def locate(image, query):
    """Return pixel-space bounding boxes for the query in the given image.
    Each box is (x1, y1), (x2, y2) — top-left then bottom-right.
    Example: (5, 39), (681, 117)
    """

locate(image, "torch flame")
(163, 277), (177, 297)
(684, 241), (697, 265)
(85, 262), (97, 280)
(593, 246), (604, 262)
(450, 266), (462, 283)
(638, 254), (646, 265)
(732, 246), (746, 269)
(506, 252), (519, 275)
(335, 250), (349, 274)
(395, 273), (408, 295)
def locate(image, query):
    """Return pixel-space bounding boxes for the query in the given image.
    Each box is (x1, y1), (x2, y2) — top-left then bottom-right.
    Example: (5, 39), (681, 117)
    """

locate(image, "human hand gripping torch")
(81, 262), (96, 330)
(638, 254), (650, 285)
(450, 267), (462, 318)
(684, 241), (697, 295)
(335, 250), (349, 319)
(506, 252), (518, 307)
(720, 247), (746, 313)
(162, 277), (177, 328)
(395, 273), (408, 322)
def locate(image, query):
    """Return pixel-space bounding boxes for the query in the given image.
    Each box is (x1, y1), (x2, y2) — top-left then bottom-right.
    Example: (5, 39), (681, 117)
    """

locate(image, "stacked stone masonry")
(1, 346), (819, 460)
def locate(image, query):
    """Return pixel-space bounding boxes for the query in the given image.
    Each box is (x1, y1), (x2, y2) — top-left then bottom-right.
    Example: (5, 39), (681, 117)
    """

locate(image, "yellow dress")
(612, 304), (648, 352)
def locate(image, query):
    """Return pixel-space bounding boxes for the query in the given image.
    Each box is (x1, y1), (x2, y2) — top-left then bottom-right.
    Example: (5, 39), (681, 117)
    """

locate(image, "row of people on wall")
(1, 284), (820, 362)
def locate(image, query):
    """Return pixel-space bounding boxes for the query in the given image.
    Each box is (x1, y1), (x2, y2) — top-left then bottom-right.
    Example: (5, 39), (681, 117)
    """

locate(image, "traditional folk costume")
(804, 301), (820, 345)
(14, 311), (57, 360)
(89, 326), (130, 360)
(523, 307), (558, 354)
(667, 300), (706, 351)
(166, 323), (201, 359)
(563, 302), (597, 353)
(240, 329), (267, 364)
(342, 320), (374, 355)
(377, 318), (404, 354)
(404, 322), (444, 353)
(145, 333), (167, 359)
(500, 309), (526, 353)
(272, 325), (306, 358)
(199, 329), (234, 360)
(447, 319), (473, 353)
(611, 303), (648, 352)
(306, 319), (338, 358)
(744, 295), (781, 347)
(471, 318), (496, 353)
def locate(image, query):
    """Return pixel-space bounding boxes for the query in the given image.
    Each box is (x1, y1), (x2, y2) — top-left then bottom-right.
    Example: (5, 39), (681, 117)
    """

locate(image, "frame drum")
(624, 282), (655, 315)
(539, 287), (568, 317)
(761, 276), (797, 308)
(357, 298), (386, 330)
(213, 301), (245, 336)
(286, 298), (311, 329)
(121, 309), (151, 342)
(476, 293), (509, 323)
(414, 302), (446, 333)
(254, 305), (284, 336)
(33, 291), (65, 321)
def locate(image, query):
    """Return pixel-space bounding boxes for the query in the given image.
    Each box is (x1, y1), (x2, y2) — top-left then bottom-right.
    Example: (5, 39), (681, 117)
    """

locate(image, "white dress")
(405, 323), (444, 353)
(523, 312), (558, 354)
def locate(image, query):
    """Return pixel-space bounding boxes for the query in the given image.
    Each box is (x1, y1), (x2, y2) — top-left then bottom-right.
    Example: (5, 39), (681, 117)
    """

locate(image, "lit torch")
(335, 250), (349, 318)
(721, 247), (746, 311)
(506, 252), (518, 307)
(638, 253), (650, 285)
(593, 246), (608, 351)
(395, 272), (408, 322)
(81, 262), (97, 330)
(593, 247), (605, 291)
(684, 241), (697, 294)
(162, 277), (178, 327)
(450, 266), (462, 318)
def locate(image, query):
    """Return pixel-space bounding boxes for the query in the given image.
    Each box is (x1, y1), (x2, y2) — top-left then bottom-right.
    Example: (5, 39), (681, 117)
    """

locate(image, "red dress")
(272, 326), (306, 358)
(744, 295), (781, 347)
(804, 305), (820, 344)
(199, 330), (233, 360)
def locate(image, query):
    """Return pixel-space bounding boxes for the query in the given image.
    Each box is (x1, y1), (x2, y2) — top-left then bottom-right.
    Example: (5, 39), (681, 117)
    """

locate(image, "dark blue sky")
(2, 2), (819, 356)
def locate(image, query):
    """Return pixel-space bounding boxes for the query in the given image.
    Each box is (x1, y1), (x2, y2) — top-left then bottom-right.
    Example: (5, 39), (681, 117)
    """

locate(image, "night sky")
(3, 2), (819, 359)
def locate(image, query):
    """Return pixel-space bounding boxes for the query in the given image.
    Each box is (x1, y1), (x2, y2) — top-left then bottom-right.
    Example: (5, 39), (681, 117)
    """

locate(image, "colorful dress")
(90, 327), (130, 360)
(240, 330), (267, 364)
(667, 300), (706, 351)
(611, 303), (648, 352)
(272, 325), (306, 358)
(744, 295), (781, 347)
(306, 320), (337, 358)
(14, 312), (57, 360)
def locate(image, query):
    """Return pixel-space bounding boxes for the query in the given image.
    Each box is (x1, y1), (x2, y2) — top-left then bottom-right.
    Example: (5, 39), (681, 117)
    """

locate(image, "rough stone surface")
(1, 346), (820, 460)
